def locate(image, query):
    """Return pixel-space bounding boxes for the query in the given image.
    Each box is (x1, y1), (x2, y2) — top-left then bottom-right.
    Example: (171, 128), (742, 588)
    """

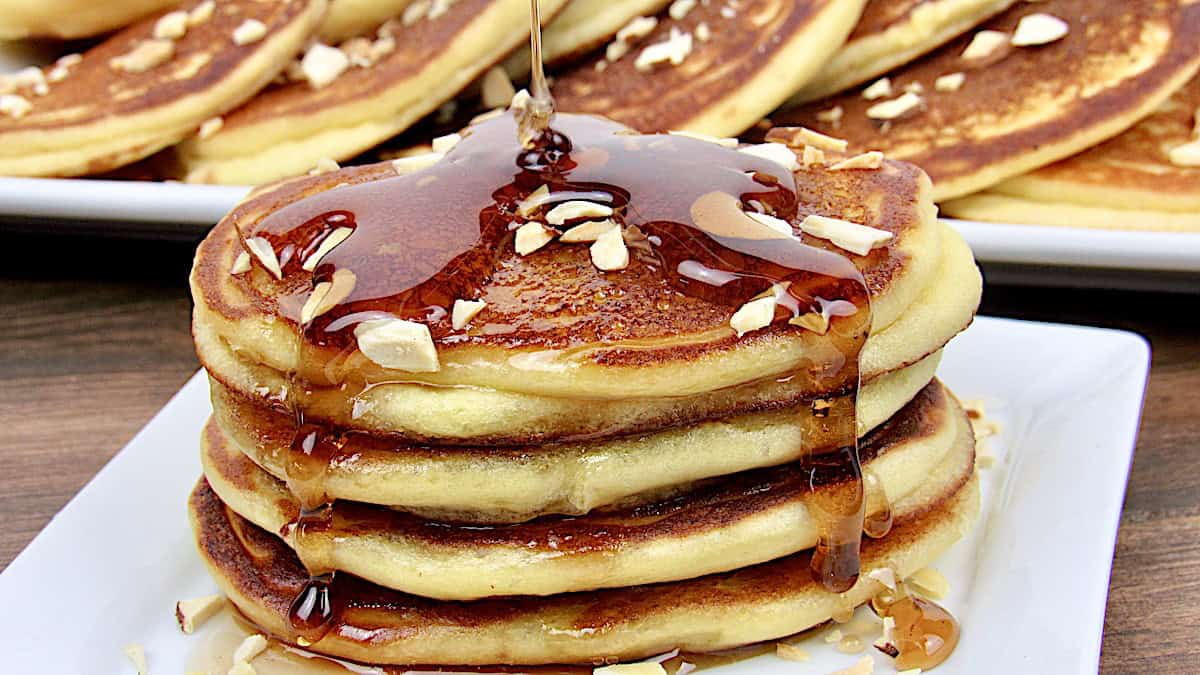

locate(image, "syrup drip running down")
(872, 582), (961, 670)
(233, 0), (884, 649)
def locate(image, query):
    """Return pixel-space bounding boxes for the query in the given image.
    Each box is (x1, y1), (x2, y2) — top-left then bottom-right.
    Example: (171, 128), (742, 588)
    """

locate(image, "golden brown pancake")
(0, 0), (326, 178)
(190, 470), (979, 665)
(550, 0), (869, 136)
(202, 380), (972, 600)
(0, 0), (178, 40)
(786, 0), (1016, 103)
(208, 353), (941, 522)
(177, 0), (570, 185)
(942, 73), (1200, 231)
(768, 0), (1200, 201)
(189, 118), (948, 401)
(319, 0), (414, 43)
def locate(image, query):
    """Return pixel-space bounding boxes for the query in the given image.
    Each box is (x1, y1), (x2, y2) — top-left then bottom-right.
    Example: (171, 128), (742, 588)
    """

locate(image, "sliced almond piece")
(908, 567), (950, 599)
(934, 72), (966, 92)
(1011, 13), (1068, 46)
(451, 299), (487, 330)
(873, 616), (899, 657)
(308, 157), (340, 176)
(667, 130), (738, 147)
(695, 22), (711, 42)
(793, 127), (848, 152)
(510, 88), (532, 111)
(175, 594), (224, 634)
(545, 200), (614, 225)
(816, 105), (844, 123)
(301, 44), (350, 89)
(198, 117), (223, 139)
(154, 11), (190, 40)
(593, 663), (667, 675)
(514, 222), (557, 255)
(230, 251), (251, 275)
(799, 215), (893, 255)
(775, 643), (810, 662)
(866, 92), (923, 121)
(188, 0), (216, 25)
(123, 644), (148, 675)
(862, 77), (892, 100)
(431, 133), (462, 154)
(867, 566), (898, 590)
(244, 237), (282, 279)
(738, 143), (800, 172)
(802, 145), (826, 167)
(831, 655), (875, 675)
(961, 30), (1009, 60)
(1168, 139), (1200, 167)
(730, 295), (777, 337)
(590, 224), (629, 271)
(302, 227), (354, 271)
(392, 152), (443, 174)
(111, 39), (175, 73)
(745, 211), (793, 237)
(789, 311), (829, 335)
(481, 66), (516, 109)
(0, 94), (32, 118)
(232, 19), (267, 45)
(634, 27), (693, 71)
(561, 218), (619, 242)
(829, 151), (883, 171)
(669, 0), (698, 20)
(300, 268), (357, 324)
(233, 634), (268, 663)
(517, 184), (552, 217)
(354, 318), (440, 372)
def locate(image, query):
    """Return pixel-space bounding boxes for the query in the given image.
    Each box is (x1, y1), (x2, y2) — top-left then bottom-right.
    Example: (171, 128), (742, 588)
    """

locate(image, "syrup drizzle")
(233, 0), (889, 654)
(871, 582), (961, 670)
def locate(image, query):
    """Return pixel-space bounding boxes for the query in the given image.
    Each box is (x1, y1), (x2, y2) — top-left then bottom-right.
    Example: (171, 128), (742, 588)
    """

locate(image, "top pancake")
(550, 0), (868, 136)
(769, 0), (1200, 201)
(941, 73), (1200, 230)
(0, 0), (177, 39)
(177, 0), (569, 185)
(786, 0), (1016, 103)
(191, 112), (956, 406)
(0, 0), (326, 177)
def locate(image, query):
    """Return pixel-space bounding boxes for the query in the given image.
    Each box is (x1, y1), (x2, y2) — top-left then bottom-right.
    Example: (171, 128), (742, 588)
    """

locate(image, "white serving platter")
(0, 317), (1149, 674)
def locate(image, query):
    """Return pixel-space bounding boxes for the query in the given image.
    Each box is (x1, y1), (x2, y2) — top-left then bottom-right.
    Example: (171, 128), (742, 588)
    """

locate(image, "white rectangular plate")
(0, 317), (1148, 674)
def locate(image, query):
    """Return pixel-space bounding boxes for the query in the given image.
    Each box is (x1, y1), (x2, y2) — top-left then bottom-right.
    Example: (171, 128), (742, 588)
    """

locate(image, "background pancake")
(0, 0), (178, 39)
(785, 0), (1016, 104)
(189, 139), (956, 401)
(550, 0), (869, 136)
(0, 0), (326, 177)
(502, 0), (673, 77)
(202, 379), (971, 599)
(319, 0), (414, 43)
(942, 73), (1200, 231)
(210, 354), (940, 522)
(769, 0), (1200, 201)
(191, 472), (979, 664)
(177, 0), (569, 185)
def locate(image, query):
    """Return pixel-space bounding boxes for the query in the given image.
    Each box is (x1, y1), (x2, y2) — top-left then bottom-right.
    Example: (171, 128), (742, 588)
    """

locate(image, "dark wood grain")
(0, 233), (1195, 673)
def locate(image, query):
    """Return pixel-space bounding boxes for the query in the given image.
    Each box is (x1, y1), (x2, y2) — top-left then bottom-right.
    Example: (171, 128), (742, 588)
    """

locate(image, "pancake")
(0, 0), (326, 178)
(785, 0), (1016, 104)
(319, 0), (414, 43)
(190, 470), (979, 664)
(502, 0), (672, 77)
(209, 353), (940, 523)
(549, 0), (869, 137)
(768, 0), (1200, 202)
(0, 0), (178, 40)
(203, 379), (970, 600)
(189, 116), (964, 408)
(942, 73), (1200, 231)
(176, 0), (570, 185)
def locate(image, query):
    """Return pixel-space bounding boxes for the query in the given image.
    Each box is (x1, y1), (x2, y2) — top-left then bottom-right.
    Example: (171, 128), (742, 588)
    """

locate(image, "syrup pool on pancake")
(222, 0), (962, 668)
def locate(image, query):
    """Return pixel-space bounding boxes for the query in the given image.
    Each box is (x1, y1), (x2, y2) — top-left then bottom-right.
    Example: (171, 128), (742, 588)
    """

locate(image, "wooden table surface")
(1, 232), (1196, 673)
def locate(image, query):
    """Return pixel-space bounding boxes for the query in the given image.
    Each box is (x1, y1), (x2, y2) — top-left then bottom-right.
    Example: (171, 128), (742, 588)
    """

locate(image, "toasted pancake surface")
(203, 379), (970, 599)
(503, 0), (673, 76)
(0, 0), (325, 177)
(191, 469), (977, 664)
(943, 73), (1200, 230)
(786, 0), (1016, 103)
(770, 0), (1200, 201)
(178, 0), (569, 185)
(190, 123), (957, 401)
(550, 0), (868, 136)
(0, 0), (178, 39)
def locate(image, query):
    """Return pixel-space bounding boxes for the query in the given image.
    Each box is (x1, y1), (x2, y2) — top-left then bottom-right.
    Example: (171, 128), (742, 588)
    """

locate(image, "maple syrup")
(228, 0), (896, 657)
(871, 582), (961, 670)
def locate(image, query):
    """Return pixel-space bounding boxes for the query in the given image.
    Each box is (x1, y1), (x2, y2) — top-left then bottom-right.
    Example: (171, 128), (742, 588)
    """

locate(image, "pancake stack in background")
(2, 0), (1197, 232)
(186, 93), (984, 670)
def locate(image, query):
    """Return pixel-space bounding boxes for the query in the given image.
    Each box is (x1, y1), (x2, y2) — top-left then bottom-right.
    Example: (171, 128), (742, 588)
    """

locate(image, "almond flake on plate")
(175, 594), (224, 634)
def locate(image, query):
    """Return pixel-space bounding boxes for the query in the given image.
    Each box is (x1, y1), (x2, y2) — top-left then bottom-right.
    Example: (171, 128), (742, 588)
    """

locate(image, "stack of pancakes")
(187, 105), (983, 668)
